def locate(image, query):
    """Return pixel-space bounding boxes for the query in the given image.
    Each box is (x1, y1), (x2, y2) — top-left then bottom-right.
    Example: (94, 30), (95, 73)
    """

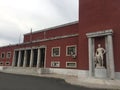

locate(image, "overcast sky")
(0, 0), (78, 46)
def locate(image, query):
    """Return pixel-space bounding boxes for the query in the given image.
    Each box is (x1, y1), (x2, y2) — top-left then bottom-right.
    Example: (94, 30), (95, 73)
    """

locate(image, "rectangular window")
(0, 62), (3, 66)
(1, 52), (5, 59)
(51, 61), (60, 67)
(5, 61), (10, 66)
(7, 52), (11, 59)
(66, 62), (77, 68)
(66, 45), (77, 56)
(52, 47), (60, 57)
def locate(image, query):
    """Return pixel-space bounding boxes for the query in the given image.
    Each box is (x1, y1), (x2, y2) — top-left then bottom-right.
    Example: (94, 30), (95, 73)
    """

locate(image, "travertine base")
(95, 68), (107, 78)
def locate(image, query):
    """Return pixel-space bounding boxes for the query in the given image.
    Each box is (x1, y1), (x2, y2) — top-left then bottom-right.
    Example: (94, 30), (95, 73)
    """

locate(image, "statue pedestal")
(95, 68), (107, 78)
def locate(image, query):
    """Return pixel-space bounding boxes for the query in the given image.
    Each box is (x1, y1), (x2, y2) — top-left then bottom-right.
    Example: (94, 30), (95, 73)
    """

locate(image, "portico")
(12, 46), (46, 68)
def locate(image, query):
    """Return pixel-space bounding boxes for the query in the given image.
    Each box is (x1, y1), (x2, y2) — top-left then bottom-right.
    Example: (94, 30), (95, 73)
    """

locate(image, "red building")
(0, 0), (120, 79)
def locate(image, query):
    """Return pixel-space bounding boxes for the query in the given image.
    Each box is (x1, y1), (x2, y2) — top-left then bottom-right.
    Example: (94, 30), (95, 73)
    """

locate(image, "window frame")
(5, 61), (10, 66)
(6, 52), (11, 59)
(66, 45), (77, 56)
(66, 62), (77, 68)
(51, 61), (60, 67)
(1, 52), (5, 59)
(51, 47), (60, 57)
(0, 61), (4, 66)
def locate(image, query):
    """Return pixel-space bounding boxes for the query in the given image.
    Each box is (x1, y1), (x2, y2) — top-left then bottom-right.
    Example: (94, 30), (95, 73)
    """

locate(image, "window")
(52, 47), (60, 57)
(0, 62), (3, 65)
(66, 45), (77, 56)
(1, 52), (5, 59)
(5, 61), (10, 66)
(66, 62), (77, 68)
(7, 52), (11, 59)
(51, 61), (60, 67)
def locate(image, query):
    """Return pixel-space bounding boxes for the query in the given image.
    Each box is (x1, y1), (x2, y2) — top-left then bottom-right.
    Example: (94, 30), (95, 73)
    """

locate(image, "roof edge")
(24, 21), (78, 35)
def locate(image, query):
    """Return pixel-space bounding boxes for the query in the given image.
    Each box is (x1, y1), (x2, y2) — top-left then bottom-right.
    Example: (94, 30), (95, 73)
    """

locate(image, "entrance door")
(40, 48), (45, 68)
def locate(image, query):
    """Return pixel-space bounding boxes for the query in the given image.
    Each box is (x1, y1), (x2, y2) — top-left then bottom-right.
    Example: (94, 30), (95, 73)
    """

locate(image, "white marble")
(30, 49), (33, 67)
(23, 50), (27, 67)
(17, 51), (21, 67)
(95, 68), (107, 78)
(37, 49), (40, 68)
(86, 30), (115, 79)
(107, 35), (115, 79)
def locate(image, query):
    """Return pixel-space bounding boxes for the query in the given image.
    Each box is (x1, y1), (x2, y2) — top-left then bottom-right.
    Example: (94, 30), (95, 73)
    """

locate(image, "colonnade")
(12, 47), (46, 68)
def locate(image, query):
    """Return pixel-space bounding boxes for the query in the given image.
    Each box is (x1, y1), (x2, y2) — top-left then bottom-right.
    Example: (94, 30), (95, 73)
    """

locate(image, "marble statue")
(95, 44), (106, 68)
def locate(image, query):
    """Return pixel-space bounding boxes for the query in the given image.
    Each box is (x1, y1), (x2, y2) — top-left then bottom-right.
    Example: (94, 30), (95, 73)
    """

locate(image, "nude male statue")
(95, 44), (106, 68)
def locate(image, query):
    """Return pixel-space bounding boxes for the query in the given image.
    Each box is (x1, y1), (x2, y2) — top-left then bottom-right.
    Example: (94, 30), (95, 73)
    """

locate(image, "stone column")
(12, 51), (16, 67)
(37, 48), (41, 68)
(23, 50), (27, 67)
(17, 50), (21, 67)
(105, 36), (110, 78)
(107, 35), (115, 79)
(88, 37), (94, 77)
(30, 49), (33, 67)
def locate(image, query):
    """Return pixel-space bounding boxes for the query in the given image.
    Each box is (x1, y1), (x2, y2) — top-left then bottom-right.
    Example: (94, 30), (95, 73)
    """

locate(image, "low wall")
(0, 66), (39, 75)
(0, 66), (120, 79)
(49, 68), (89, 78)
(115, 72), (120, 79)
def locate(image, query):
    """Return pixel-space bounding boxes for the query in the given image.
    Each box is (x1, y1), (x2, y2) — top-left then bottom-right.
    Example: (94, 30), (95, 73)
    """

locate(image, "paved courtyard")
(0, 72), (103, 90)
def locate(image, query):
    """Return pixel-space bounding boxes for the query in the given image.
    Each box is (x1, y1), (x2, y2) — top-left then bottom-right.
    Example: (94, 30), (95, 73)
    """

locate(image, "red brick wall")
(0, 36), (78, 69)
(25, 36), (78, 69)
(78, 0), (120, 71)
(0, 46), (15, 66)
(44, 36), (78, 68)
(24, 23), (78, 42)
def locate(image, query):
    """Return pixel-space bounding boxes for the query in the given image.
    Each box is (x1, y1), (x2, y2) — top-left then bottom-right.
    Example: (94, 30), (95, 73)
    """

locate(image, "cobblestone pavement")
(0, 72), (104, 90)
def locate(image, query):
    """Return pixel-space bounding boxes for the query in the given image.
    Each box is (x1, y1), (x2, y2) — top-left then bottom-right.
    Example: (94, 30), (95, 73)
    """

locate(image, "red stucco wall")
(0, 23), (79, 69)
(78, 0), (120, 71)
(1, 0), (120, 72)
(24, 23), (78, 42)
(0, 46), (15, 66)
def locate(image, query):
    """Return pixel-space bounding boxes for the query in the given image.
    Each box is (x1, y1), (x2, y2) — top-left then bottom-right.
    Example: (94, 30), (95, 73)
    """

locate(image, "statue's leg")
(97, 58), (100, 67)
(98, 56), (102, 66)
(101, 56), (104, 67)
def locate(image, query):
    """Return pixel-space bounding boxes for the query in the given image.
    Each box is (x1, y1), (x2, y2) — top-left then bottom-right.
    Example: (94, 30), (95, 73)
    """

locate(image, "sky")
(0, 0), (79, 46)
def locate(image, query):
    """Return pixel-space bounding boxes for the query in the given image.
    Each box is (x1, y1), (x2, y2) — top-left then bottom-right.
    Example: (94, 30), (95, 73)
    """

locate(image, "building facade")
(0, 0), (120, 79)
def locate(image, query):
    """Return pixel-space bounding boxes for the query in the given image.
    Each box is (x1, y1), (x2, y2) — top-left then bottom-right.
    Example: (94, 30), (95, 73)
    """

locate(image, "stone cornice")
(86, 29), (113, 38)
(25, 34), (79, 44)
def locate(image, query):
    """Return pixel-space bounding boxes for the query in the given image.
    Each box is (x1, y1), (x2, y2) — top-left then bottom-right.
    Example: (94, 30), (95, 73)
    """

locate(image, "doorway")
(14, 51), (19, 67)
(20, 50), (24, 67)
(40, 48), (45, 68)
(26, 50), (31, 67)
(33, 49), (38, 67)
